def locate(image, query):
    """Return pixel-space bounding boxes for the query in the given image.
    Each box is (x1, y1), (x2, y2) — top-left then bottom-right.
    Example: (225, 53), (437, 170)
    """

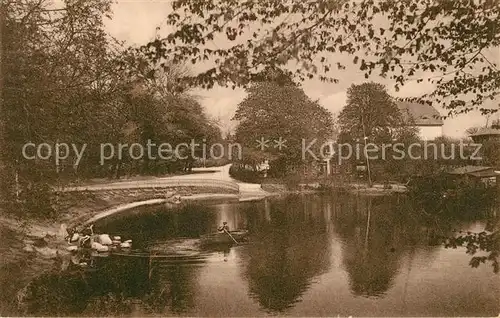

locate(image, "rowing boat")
(200, 230), (249, 245)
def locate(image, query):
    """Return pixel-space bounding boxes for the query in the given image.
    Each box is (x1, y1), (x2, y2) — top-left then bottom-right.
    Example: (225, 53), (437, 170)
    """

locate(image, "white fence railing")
(59, 178), (240, 193)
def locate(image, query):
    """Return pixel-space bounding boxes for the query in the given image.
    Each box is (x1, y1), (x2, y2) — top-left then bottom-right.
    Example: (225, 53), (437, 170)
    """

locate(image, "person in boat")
(218, 222), (230, 232)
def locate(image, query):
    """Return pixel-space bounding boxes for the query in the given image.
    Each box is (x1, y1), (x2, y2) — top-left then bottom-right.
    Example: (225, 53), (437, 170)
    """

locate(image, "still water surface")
(77, 193), (500, 317)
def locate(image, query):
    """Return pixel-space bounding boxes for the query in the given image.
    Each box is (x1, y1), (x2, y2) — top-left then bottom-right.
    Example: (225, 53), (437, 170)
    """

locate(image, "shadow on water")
(16, 202), (228, 316)
(91, 203), (221, 249)
(19, 248), (208, 316)
(12, 193), (500, 316)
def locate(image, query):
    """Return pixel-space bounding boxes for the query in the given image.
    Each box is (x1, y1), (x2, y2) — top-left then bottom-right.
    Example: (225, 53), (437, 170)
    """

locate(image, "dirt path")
(62, 164), (271, 199)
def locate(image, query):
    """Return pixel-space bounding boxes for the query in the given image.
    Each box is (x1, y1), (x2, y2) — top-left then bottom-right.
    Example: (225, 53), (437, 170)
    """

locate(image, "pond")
(18, 194), (500, 316)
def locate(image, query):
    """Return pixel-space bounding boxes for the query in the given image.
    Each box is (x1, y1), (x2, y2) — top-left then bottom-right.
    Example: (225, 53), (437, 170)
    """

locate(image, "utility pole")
(359, 101), (373, 188)
(0, 3), (6, 200)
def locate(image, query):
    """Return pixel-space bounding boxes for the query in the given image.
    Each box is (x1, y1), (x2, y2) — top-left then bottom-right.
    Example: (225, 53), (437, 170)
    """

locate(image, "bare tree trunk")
(0, 4), (9, 201)
(72, 162), (79, 182)
(116, 160), (122, 179)
(15, 167), (20, 201)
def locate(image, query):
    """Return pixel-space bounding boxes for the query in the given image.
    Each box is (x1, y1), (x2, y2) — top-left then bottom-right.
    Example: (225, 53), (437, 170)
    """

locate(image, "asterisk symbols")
(256, 137), (287, 151)
(274, 137), (287, 150)
(256, 137), (270, 151)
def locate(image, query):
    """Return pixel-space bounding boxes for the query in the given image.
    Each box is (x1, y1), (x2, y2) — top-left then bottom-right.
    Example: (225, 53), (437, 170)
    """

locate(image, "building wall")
(417, 125), (443, 141)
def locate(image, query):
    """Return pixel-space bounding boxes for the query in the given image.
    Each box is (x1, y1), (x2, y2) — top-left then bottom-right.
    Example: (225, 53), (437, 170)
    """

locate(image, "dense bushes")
(229, 165), (263, 183)
(229, 164), (330, 190)
(192, 158), (230, 168)
(407, 173), (497, 219)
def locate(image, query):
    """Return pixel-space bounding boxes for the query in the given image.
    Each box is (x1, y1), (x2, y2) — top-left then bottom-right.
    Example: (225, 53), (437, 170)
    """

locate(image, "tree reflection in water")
(16, 193), (498, 316)
(141, 262), (200, 315)
(22, 251), (204, 316)
(332, 194), (439, 298)
(335, 195), (400, 297)
(19, 257), (148, 316)
(240, 195), (331, 314)
(20, 201), (218, 316)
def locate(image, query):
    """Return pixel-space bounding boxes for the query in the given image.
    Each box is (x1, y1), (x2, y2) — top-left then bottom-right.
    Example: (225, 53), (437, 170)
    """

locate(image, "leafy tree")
(338, 82), (415, 142)
(157, 0), (500, 116)
(117, 47), (223, 174)
(232, 70), (335, 176)
(479, 139), (500, 167)
(1, 0), (122, 216)
(0, 0), (222, 218)
(337, 82), (418, 182)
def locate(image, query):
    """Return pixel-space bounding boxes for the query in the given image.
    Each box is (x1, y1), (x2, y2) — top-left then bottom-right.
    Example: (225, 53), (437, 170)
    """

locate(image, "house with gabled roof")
(397, 101), (444, 140)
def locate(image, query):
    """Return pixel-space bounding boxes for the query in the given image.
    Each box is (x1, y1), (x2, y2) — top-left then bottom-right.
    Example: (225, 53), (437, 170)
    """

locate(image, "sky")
(104, 0), (499, 138)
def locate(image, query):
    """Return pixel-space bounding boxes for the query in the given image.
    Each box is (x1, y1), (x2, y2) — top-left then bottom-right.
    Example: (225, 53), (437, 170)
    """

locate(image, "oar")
(224, 229), (239, 244)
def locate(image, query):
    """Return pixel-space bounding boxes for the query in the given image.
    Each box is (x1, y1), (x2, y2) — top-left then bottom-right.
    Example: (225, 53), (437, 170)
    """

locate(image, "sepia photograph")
(1, 0), (499, 316)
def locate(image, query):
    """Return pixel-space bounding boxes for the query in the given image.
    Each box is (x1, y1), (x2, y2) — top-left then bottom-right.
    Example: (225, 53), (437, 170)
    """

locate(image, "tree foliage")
(337, 82), (419, 181)
(233, 71), (334, 174)
(157, 0), (500, 116)
(1, 0), (221, 218)
(338, 82), (417, 142)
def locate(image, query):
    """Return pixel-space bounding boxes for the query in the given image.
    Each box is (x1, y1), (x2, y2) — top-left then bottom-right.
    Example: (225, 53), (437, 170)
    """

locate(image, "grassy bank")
(260, 179), (408, 196)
